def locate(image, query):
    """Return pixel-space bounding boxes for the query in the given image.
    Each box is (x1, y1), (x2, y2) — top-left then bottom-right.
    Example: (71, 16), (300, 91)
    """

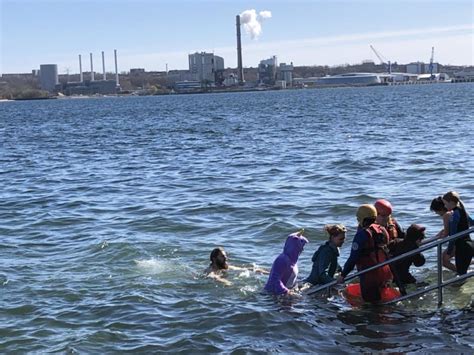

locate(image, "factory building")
(258, 56), (278, 85)
(39, 64), (59, 92)
(406, 62), (439, 75)
(188, 52), (225, 85)
(278, 62), (294, 86)
(60, 80), (118, 95)
(57, 50), (120, 95)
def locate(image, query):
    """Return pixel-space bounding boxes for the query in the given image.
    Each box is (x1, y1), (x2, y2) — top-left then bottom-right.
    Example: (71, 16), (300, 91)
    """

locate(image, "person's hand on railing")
(337, 275), (345, 284)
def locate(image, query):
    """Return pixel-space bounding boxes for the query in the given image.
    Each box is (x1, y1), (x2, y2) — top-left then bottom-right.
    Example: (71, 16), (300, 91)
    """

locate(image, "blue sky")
(1, 0), (473, 74)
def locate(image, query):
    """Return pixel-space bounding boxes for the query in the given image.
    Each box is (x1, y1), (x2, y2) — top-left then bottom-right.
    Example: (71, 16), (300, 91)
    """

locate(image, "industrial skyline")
(1, 1), (473, 74)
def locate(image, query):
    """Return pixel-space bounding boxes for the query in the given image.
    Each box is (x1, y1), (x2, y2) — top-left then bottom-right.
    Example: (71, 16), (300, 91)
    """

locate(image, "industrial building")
(257, 57), (294, 87)
(188, 52), (225, 85)
(174, 80), (202, 92)
(39, 64), (59, 92)
(258, 56), (278, 85)
(59, 80), (118, 95)
(406, 62), (439, 75)
(59, 50), (120, 95)
(278, 63), (294, 87)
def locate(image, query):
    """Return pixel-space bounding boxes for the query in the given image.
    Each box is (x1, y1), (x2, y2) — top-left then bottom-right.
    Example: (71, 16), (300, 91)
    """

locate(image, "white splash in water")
(135, 258), (174, 274)
(237, 269), (251, 278)
(239, 285), (259, 295)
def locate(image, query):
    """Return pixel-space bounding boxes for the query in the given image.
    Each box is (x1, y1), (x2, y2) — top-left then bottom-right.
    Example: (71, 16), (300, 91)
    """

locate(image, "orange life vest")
(356, 224), (393, 302)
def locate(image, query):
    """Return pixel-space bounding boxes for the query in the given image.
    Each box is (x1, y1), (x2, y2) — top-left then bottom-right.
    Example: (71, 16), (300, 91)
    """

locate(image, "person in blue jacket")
(305, 224), (346, 285)
(337, 204), (393, 303)
(442, 191), (474, 275)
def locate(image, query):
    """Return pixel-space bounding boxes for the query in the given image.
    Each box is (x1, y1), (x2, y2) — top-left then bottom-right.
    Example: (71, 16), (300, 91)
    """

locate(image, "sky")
(0, 0), (473, 74)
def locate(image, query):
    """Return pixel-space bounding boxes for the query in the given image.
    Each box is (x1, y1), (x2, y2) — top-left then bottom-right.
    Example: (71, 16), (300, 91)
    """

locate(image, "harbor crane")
(370, 45), (392, 74)
(429, 46), (435, 80)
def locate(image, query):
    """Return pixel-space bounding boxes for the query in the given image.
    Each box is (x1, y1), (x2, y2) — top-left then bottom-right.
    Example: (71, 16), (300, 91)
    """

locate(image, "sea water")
(1, 83), (473, 352)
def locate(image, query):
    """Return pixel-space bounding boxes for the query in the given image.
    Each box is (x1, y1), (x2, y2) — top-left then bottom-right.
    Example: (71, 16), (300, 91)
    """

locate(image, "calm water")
(1, 84), (473, 352)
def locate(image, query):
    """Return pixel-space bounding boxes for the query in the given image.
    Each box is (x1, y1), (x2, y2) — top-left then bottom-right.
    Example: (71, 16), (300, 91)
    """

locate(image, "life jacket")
(356, 223), (393, 283)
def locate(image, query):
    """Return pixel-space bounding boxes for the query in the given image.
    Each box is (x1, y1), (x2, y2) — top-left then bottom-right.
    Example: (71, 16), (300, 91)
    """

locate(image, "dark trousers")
(455, 237), (473, 275)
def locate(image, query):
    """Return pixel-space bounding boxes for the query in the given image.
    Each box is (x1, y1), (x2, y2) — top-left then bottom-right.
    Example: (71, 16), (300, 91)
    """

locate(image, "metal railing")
(307, 226), (474, 306)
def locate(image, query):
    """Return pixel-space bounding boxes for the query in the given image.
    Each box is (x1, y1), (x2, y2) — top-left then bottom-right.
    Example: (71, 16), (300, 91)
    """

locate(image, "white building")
(406, 62), (438, 75)
(188, 52), (224, 84)
(39, 64), (59, 92)
(453, 70), (474, 80)
(278, 63), (294, 86)
(223, 73), (239, 86)
(258, 56), (278, 85)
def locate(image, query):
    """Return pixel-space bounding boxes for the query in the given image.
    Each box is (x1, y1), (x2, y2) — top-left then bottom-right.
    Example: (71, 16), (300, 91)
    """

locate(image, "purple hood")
(283, 233), (308, 265)
(264, 232), (309, 295)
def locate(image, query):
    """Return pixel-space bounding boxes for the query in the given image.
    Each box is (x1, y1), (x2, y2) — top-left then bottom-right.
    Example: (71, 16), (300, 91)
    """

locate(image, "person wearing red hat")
(338, 204), (393, 303)
(374, 199), (405, 241)
(388, 224), (426, 285)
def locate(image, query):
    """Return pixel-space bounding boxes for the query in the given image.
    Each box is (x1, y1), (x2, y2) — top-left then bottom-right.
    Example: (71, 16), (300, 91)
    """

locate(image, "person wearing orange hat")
(338, 204), (393, 303)
(374, 199), (405, 241)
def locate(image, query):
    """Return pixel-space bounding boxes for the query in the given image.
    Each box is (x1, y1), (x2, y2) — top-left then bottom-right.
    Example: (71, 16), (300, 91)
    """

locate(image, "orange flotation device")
(343, 283), (401, 306)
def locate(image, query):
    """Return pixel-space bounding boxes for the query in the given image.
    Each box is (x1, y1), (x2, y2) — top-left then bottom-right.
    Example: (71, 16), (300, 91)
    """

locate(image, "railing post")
(437, 244), (443, 306)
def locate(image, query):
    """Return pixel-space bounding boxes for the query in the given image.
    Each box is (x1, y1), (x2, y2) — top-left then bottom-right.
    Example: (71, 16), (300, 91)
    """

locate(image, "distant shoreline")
(4, 80), (472, 102)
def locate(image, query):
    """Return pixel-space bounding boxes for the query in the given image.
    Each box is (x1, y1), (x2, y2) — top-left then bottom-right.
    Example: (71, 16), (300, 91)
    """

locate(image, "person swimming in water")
(264, 231), (308, 295)
(305, 224), (346, 286)
(205, 247), (268, 286)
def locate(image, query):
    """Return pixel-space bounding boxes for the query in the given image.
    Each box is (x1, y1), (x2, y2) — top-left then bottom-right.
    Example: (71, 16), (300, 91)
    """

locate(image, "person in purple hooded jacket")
(264, 231), (309, 295)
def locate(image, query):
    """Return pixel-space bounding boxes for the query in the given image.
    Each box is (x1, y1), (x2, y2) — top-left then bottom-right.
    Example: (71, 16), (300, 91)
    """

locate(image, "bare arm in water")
(228, 264), (269, 274)
(206, 271), (233, 286)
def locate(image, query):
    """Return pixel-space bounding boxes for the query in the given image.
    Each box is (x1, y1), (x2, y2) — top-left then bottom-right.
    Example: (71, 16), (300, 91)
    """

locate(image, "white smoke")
(240, 9), (272, 40)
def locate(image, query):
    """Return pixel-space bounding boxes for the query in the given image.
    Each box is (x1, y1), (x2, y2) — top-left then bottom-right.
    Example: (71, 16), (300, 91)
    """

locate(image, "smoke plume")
(240, 9), (272, 39)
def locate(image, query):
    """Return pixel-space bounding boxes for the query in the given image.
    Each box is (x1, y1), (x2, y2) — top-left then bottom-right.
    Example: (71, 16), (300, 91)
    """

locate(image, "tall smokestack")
(102, 51), (106, 80)
(114, 49), (119, 87)
(79, 54), (83, 82)
(90, 52), (94, 81)
(236, 15), (244, 84)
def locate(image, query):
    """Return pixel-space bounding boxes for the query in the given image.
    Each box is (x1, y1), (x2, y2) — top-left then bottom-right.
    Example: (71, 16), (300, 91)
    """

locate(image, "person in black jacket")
(305, 224), (346, 286)
(388, 224), (426, 285)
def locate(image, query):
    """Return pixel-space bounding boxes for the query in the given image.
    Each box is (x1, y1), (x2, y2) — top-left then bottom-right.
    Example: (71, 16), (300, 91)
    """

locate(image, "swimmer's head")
(210, 247), (228, 270)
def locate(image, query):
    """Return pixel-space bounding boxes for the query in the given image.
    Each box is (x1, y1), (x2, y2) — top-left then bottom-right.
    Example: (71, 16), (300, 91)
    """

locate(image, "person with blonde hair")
(305, 224), (346, 286)
(442, 191), (474, 275)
